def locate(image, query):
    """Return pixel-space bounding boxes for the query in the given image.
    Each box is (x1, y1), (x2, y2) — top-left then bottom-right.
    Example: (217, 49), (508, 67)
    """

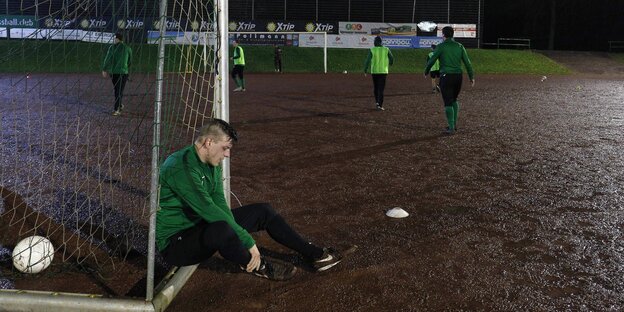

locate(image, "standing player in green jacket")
(424, 26), (475, 135)
(156, 119), (343, 280)
(230, 40), (246, 92)
(364, 36), (394, 111)
(102, 32), (132, 116)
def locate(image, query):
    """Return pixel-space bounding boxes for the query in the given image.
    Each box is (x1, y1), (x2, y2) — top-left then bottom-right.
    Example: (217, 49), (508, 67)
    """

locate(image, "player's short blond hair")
(195, 119), (238, 144)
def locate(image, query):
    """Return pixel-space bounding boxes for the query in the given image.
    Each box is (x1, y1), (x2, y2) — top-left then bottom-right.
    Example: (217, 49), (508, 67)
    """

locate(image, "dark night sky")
(483, 0), (624, 51)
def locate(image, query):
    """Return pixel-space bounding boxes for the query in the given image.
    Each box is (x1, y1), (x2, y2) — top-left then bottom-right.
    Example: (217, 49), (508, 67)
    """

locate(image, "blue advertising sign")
(41, 16), (77, 29)
(380, 36), (413, 49)
(228, 20), (338, 34)
(413, 36), (444, 48)
(0, 15), (37, 28)
(116, 17), (147, 30)
(77, 17), (109, 30)
(379, 36), (443, 49)
(151, 17), (185, 31)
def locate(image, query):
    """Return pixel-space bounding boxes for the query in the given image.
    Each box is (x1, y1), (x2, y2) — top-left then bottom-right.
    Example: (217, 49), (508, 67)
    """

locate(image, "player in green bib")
(230, 40), (246, 92)
(424, 26), (475, 135)
(427, 44), (441, 93)
(364, 36), (394, 111)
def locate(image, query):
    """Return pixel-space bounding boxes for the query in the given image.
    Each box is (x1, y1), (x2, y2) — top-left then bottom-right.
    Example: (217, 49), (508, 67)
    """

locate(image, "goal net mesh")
(0, 0), (219, 296)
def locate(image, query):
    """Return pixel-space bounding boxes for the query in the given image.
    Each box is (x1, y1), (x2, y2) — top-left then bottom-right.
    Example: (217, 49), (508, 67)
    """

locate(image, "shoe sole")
(316, 260), (342, 272)
(252, 266), (297, 280)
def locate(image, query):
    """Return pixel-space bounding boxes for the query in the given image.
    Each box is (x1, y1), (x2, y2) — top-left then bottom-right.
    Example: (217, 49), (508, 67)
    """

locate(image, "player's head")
(232, 39), (239, 47)
(195, 119), (238, 166)
(442, 26), (454, 39)
(431, 44), (437, 50)
(196, 119), (238, 144)
(114, 32), (123, 43)
(374, 36), (383, 47)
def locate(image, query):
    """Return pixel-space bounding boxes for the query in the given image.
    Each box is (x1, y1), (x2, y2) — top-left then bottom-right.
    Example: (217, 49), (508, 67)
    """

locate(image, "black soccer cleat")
(245, 258), (297, 281)
(313, 247), (343, 272)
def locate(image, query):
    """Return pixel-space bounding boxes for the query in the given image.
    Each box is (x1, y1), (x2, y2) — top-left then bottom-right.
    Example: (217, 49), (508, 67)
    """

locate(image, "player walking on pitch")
(274, 44), (283, 73)
(156, 119), (343, 280)
(102, 32), (132, 116)
(427, 44), (441, 93)
(364, 36), (394, 111)
(230, 40), (246, 91)
(424, 26), (474, 135)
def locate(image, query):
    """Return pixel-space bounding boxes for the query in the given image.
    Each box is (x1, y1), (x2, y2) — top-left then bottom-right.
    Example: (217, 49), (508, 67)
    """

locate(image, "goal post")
(229, 31), (328, 73)
(0, 0), (229, 310)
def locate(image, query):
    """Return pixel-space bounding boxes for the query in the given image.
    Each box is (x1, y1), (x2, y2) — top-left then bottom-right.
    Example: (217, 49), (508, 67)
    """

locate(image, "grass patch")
(0, 40), (570, 75)
(610, 53), (624, 64)
(206, 46), (572, 75)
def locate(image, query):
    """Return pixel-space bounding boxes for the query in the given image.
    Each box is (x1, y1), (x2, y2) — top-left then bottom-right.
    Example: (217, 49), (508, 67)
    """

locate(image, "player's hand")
(101, 71), (108, 78)
(424, 74), (427, 78)
(470, 79), (475, 87)
(246, 244), (261, 272)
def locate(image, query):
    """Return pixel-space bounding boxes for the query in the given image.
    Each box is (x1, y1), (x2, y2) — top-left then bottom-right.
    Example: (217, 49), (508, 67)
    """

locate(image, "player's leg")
(233, 203), (342, 271)
(452, 76), (463, 129)
(118, 74), (128, 111)
(231, 66), (241, 89)
(111, 74), (122, 113)
(160, 221), (249, 267)
(372, 74), (384, 110)
(372, 74), (379, 105)
(239, 66), (245, 90)
(431, 71), (441, 92)
(233, 203), (322, 259)
(378, 74), (387, 108)
(439, 74), (456, 133)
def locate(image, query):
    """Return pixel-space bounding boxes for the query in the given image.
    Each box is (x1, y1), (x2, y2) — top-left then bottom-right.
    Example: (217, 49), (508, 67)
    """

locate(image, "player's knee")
(207, 221), (239, 247)
(256, 203), (278, 220)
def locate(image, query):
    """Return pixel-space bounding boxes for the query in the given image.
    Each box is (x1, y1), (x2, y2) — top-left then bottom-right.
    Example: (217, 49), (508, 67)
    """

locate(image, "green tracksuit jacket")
(102, 42), (132, 74)
(156, 145), (254, 251)
(424, 38), (474, 80)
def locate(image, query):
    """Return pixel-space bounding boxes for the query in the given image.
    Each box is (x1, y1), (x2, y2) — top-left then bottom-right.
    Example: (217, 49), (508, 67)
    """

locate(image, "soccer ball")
(343, 70), (348, 74)
(12, 236), (55, 274)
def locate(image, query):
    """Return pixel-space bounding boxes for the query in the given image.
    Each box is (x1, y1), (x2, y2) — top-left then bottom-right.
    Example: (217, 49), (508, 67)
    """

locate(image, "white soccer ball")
(12, 236), (55, 274)
(343, 70), (348, 74)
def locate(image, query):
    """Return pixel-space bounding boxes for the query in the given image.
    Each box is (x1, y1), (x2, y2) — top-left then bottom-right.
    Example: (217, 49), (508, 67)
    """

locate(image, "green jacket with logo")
(424, 38), (474, 80)
(156, 145), (254, 251)
(102, 42), (132, 74)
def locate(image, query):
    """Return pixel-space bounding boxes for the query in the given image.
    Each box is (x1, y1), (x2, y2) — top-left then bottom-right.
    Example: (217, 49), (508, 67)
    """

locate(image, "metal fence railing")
(483, 38), (531, 50)
(608, 41), (624, 52)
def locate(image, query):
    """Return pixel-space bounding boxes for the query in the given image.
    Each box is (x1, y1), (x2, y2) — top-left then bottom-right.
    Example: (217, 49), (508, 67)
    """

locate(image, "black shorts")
(231, 65), (244, 79)
(160, 203), (277, 266)
(439, 73), (463, 107)
(429, 70), (440, 78)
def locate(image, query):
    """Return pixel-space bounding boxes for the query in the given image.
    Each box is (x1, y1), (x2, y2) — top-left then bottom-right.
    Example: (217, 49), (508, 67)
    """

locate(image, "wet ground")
(1, 60), (624, 310)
